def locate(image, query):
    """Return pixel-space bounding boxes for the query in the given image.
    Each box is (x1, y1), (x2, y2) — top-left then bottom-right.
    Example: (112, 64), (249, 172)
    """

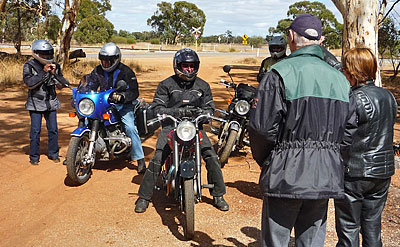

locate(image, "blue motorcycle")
(66, 75), (157, 185)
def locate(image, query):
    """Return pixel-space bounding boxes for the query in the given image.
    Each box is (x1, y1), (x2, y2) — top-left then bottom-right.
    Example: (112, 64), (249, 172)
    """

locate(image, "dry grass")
(0, 57), (148, 88)
(0, 58), (24, 88)
(237, 57), (260, 64)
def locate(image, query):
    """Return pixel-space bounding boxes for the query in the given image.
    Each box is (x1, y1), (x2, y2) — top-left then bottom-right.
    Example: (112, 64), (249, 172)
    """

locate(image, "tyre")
(183, 178), (195, 240)
(218, 129), (238, 168)
(66, 134), (93, 185)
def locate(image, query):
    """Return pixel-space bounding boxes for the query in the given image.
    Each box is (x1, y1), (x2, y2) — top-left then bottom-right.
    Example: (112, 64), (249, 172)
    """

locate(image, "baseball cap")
(289, 14), (322, 40)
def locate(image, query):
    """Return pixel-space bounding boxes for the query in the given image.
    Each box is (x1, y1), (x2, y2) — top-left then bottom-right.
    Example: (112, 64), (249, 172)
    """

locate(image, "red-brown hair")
(341, 47), (377, 83)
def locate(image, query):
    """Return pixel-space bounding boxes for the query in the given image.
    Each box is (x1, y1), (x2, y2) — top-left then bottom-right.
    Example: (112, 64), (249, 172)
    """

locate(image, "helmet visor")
(269, 45), (284, 52)
(99, 54), (118, 68)
(34, 49), (54, 59)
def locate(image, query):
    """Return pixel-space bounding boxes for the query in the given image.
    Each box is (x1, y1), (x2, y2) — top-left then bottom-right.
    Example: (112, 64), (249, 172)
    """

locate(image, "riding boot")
(137, 158), (146, 174)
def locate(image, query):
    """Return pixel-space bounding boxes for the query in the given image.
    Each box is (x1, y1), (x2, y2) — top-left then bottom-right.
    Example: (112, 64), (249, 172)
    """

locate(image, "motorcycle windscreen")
(77, 73), (109, 93)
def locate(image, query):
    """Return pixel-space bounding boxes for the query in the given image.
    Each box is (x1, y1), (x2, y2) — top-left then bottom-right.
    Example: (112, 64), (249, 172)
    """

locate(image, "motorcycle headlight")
(78, 98), (95, 116)
(235, 100), (250, 115)
(176, 121), (196, 141)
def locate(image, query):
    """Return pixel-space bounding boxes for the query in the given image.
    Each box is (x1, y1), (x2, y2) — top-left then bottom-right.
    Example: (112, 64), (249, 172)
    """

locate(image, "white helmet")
(32, 39), (54, 65)
(98, 42), (121, 72)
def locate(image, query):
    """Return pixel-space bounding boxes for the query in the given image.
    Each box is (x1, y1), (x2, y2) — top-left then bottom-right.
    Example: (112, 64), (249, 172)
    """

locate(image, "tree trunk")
(14, 1), (21, 55)
(332, 0), (387, 86)
(0, 0), (6, 14)
(56, 0), (81, 70)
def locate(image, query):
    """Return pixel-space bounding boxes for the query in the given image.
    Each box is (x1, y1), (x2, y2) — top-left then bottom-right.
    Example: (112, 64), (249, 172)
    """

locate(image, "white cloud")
(103, 0), (398, 37)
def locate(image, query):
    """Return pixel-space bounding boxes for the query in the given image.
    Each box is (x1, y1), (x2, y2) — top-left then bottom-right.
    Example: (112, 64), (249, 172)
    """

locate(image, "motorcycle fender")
(180, 160), (195, 178)
(228, 121), (240, 131)
(71, 127), (90, 137)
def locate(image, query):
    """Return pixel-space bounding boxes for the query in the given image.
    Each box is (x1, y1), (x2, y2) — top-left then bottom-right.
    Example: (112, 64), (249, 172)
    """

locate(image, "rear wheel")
(66, 134), (93, 185)
(183, 178), (195, 240)
(218, 129), (238, 168)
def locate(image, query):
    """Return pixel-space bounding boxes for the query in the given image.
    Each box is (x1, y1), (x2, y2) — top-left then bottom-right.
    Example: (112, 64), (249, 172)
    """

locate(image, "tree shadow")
(225, 180), (262, 200)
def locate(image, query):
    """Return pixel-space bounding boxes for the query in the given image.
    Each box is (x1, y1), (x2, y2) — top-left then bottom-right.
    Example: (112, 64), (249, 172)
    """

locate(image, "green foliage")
(270, 1), (342, 49)
(150, 38), (161, 44)
(248, 36), (265, 48)
(110, 35), (128, 44)
(47, 15), (61, 43)
(74, 15), (114, 44)
(378, 17), (400, 77)
(74, 0), (114, 44)
(147, 1), (206, 44)
(0, 1), (38, 46)
(126, 37), (136, 44)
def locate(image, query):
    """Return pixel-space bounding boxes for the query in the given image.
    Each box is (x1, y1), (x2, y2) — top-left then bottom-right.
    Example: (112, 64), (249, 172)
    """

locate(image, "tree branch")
(378, 0), (399, 26)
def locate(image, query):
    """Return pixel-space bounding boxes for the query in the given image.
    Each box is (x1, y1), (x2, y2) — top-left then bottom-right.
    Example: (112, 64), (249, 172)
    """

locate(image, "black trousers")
(138, 126), (226, 201)
(334, 177), (391, 247)
(261, 197), (328, 247)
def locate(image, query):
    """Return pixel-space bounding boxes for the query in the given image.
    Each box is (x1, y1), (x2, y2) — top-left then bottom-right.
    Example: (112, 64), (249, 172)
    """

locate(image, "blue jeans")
(29, 110), (59, 162)
(116, 104), (144, 161)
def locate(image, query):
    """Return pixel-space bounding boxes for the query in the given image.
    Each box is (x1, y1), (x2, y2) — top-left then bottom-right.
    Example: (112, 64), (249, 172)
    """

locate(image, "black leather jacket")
(346, 81), (397, 178)
(152, 75), (215, 127)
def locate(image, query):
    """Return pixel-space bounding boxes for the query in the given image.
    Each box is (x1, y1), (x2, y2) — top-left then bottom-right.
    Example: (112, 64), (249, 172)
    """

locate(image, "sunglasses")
(181, 63), (195, 68)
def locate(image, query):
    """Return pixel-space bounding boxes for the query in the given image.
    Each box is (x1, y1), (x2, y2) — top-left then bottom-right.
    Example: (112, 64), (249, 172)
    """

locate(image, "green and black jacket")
(249, 45), (357, 199)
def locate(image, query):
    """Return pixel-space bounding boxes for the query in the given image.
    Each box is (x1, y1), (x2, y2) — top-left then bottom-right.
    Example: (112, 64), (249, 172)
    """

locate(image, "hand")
(44, 64), (56, 74)
(111, 92), (124, 103)
(178, 107), (202, 118)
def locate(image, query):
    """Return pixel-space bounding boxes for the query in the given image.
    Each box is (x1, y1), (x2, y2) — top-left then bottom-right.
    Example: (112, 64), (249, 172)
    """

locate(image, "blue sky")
(105, 0), (342, 37)
(52, 0), (400, 37)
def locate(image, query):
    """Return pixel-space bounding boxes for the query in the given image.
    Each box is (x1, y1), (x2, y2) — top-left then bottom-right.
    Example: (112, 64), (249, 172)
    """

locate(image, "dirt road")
(0, 55), (399, 246)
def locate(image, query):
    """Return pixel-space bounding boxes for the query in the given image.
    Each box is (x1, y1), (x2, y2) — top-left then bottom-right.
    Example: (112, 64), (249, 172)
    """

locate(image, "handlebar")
(148, 113), (227, 127)
(218, 79), (236, 89)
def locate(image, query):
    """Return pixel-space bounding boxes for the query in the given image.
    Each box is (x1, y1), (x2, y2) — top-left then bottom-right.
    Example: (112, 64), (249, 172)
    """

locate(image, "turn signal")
(227, 99), (232, 105)
(103, 114), (110, 120)
(69, 112), (76, 117)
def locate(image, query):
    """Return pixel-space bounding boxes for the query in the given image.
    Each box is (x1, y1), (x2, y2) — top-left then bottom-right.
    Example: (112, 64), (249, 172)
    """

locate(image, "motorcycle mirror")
(115, 80), (127, 92)
(223, 65), (231, 73)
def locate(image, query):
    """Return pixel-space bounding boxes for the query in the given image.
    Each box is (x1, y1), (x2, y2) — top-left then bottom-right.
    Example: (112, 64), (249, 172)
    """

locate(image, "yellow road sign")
(242, 40), (248, 45)
(242, 34), (248, 40)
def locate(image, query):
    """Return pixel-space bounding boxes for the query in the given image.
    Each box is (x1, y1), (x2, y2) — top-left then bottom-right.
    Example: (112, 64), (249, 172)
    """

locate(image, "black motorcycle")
(212, 65), (256, 167)
(148, 112), (223, 240)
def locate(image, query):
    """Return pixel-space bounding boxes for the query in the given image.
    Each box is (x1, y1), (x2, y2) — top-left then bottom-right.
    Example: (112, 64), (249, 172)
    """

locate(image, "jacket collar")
(288, 44), (324, 60)
(351, 80), (375, 90)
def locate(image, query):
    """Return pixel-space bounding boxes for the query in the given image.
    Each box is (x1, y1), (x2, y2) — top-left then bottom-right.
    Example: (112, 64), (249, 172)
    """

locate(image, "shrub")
(150, 38), (160, 45)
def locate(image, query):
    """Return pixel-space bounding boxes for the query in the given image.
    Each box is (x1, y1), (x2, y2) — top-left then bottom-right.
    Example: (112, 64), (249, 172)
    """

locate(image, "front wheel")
(66, 134), (93, 185)
(218, 129), (238, 168)
(183, 178), (195, 240)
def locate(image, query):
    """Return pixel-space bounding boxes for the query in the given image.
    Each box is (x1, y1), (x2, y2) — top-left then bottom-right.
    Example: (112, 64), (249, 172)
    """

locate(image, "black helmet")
(268, 36), (287, 59)
(32, 39), (54, 65)
(173, 48), (200, 81)
(98, 42), (121, 72)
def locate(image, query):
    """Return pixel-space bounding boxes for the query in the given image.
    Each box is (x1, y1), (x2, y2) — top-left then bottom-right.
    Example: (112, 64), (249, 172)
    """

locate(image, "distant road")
(0, 43), (270, 58)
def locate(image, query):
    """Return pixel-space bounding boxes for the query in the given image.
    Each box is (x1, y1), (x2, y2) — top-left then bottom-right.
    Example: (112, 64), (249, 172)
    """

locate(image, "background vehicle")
(149, 112), (223, 240)
(66, 75), (158, 185)
(211, 65), (256, 167)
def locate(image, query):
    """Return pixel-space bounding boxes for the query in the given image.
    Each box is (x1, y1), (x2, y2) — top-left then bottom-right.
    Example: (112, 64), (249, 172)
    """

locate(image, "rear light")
(103, 114), (110, 120)
(227, 99), (232, 105)
(69, 112), (76, 117)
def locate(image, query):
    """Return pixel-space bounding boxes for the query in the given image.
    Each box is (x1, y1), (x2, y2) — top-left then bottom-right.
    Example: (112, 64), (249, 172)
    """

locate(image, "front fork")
(86, 120), (99, 165)
(195, 130), (202, 200)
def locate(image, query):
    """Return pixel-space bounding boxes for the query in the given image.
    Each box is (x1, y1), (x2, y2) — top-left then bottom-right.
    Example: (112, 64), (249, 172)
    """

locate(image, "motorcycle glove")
(111, 92), (125, 103)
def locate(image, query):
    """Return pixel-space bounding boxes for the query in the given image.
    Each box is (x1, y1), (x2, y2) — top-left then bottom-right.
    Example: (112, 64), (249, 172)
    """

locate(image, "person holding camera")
(86, 42), (146, 173)
(23, 39), (70, 165)
(134, 48), (229, 213)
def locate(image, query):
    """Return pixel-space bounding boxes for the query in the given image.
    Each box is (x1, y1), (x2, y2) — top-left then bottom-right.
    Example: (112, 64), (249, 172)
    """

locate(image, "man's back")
(250, 45), (356, 200)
